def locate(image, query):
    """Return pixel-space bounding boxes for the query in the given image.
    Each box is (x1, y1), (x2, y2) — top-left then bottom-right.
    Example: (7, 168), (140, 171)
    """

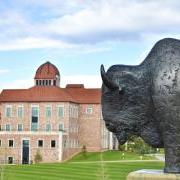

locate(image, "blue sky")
(0, 0), (180, 89)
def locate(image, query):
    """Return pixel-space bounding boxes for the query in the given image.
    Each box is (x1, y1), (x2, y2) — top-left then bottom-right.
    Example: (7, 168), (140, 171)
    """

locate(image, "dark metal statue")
(101, 38), (180, 173)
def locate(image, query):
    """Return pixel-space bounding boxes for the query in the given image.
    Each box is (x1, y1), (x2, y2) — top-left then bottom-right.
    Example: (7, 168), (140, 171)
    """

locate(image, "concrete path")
(154, 154), (165, 161)
(145, 154), (165, 161)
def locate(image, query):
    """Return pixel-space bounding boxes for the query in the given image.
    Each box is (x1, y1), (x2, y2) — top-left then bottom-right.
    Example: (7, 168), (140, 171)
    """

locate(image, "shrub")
(82, 145), (87, 157)
(34, 150), (42, 163)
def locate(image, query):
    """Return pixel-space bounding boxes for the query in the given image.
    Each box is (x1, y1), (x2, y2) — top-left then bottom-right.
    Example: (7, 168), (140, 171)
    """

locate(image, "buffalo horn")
(101, 64), (119, 90)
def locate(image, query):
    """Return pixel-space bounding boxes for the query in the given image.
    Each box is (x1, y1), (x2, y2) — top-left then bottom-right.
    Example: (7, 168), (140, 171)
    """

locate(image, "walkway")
(154, 154), (165, 161)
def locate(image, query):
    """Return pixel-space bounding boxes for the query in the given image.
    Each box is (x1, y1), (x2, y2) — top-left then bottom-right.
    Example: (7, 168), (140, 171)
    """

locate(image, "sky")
(0, 0), (180, 90)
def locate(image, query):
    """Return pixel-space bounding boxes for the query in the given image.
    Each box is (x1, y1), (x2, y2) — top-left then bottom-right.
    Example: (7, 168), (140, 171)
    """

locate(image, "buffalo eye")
(119, 87), (124, 95)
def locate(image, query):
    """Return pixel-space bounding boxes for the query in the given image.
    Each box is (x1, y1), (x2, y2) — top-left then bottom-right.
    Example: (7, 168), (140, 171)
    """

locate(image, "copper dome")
(34, 61), (60, 79)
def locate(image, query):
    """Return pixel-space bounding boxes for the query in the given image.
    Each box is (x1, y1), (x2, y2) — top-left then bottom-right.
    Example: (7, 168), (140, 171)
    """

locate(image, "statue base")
(127, 169), (180, 180)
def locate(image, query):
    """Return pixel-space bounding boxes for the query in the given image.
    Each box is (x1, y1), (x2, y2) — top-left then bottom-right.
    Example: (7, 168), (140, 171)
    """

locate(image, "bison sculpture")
(101, 38), (180, 173)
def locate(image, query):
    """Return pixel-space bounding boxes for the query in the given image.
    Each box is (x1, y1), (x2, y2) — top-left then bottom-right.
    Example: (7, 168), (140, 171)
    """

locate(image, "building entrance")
(22, 140), (29, 164)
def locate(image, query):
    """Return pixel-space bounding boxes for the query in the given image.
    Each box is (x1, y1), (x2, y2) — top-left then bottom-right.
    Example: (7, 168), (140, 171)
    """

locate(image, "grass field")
(1, 151), (164, 180)
(69, 150), (156, 162)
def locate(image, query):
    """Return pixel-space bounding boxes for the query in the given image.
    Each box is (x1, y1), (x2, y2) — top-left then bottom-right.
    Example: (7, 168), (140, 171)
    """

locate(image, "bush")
(127, 136), (157, 154)
(34, 150), (42, 163)
(118, 144), (126, 151)
(82, 145), (87, 157)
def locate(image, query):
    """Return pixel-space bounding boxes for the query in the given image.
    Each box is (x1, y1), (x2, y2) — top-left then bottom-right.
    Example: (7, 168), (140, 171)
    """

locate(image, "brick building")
(0, 62), (118, 164)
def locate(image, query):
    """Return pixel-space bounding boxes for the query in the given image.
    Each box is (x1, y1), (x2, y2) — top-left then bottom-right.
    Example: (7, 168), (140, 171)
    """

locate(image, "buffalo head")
(100, 64), (160, 146)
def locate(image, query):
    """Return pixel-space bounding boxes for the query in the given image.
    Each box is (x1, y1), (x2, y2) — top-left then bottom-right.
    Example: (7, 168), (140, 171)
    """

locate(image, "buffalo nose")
(105, 122), (116, 132)
(105, 122), (111, 127)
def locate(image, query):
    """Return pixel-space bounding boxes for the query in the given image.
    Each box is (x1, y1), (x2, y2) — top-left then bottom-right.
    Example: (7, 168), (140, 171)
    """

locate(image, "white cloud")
(40, 0), (180, 43)
(13, 0), (88, 9)
(0, 69), (10, 75)
(60, 75), (102, 88)
(2, 79), (33, 89)
(1, 0), (180, 50)
(0, 75), (101, 92)
(0, 37), (76, 51)
(0, 79), (34, 92)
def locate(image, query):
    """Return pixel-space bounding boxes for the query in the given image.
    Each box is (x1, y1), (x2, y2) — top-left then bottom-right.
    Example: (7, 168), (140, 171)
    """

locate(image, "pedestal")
(127, 169), (180, 180)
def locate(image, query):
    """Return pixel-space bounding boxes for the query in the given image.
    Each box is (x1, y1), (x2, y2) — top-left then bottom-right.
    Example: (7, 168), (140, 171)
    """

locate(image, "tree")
(127, 136), (157, 154)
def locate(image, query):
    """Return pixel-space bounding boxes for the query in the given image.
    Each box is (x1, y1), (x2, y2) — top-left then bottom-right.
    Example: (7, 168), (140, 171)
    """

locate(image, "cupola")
(34, 61), (60, 86)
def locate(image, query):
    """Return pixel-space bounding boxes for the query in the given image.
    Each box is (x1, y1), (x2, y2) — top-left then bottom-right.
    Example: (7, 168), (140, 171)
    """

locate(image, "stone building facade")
(0, 62), (118, 164)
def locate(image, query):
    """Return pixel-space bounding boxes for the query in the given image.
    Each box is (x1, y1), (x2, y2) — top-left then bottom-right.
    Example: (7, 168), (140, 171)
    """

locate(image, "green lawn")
(1, 151), (164, 180)
(69, 150), (156, 162)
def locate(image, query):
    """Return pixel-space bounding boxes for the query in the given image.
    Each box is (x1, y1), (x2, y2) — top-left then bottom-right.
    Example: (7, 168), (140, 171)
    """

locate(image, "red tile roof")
(0, 85), (101, 104)
(65, 86), (101, 104)
(66, 84), (84, 88)
(34, 61), (60, 79)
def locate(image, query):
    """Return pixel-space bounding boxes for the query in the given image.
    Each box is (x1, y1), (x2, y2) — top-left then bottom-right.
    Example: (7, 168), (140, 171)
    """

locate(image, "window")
(63, 139), (67, 148)
(9, 140), (14, 147)
(53, 80), (56, 86)
(5, 124), (11, 131)
(17, 106), (24, 118)
(45, 80), (48, 86)
(31, 106), (39, 131)
(74, 139), (76, 148)
(72, 106), (75, 117)
(75, 106), (78, 118)
(45, 106), (51, 118)
(86, 106), (93, 114)
(32, 107), (38, 117)
(100, 108), (103, 119)
(5, 105), (12, 118)
(76, 140), (79, 148)
(38, 140), (43, 147)
(70, 106), (72, 117)
(68, 139), (71, 148)
(75, 126), (79, 133)
(69, 105), (78, 118)
(72, 139), (74, 148)
(70, 139), (73, 148)
(57, 106), (64, 117)
(8, 157), (13, 164)
(59, 124), (64, 131)
(51, 140), (56, 148)
(46, 124), (51, 132)
(49, 80), (51, 85)
(17, 124), (23, 131)
(0, 125), (2, 131)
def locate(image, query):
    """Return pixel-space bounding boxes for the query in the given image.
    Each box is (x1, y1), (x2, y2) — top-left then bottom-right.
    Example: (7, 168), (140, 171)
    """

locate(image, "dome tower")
(34, 61), (60, 86)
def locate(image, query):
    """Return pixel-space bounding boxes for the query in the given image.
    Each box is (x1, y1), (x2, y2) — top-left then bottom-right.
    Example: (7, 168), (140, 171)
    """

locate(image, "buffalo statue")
(101, 38), (180, 173)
